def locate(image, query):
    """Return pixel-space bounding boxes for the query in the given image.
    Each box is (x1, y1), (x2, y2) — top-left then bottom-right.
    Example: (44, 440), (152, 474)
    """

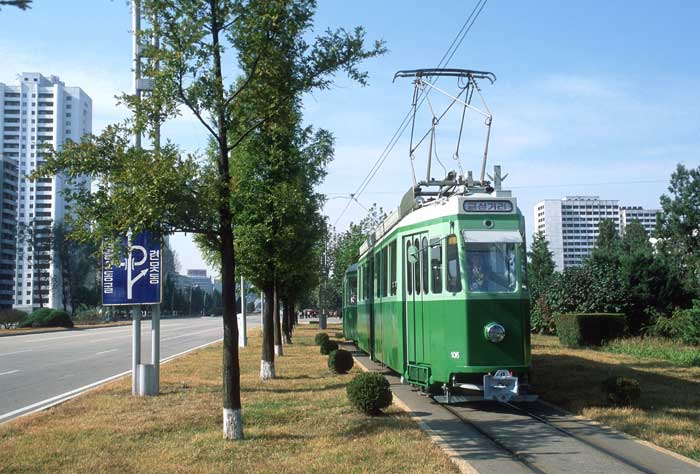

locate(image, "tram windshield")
(465, 243), (517, 292)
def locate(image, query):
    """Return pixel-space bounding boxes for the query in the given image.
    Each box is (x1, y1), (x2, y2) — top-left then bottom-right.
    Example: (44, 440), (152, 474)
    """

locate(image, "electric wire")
(332, 0), (489, 228)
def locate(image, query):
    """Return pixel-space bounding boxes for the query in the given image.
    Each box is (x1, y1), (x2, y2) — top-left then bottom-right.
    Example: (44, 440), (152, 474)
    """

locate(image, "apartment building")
(534, 196), (661, 271)
(0, 73), (92, 311)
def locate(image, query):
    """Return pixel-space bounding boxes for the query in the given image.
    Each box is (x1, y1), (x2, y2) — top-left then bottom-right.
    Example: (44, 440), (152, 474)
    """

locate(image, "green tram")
(343, 185), (532, 403)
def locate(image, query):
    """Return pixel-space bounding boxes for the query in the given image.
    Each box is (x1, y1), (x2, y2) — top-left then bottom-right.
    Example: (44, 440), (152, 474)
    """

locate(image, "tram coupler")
(484, 369), (519, 402)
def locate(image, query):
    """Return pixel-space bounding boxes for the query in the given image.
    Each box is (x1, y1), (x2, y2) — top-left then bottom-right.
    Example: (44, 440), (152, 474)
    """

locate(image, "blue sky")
(2, 1), (699, 275)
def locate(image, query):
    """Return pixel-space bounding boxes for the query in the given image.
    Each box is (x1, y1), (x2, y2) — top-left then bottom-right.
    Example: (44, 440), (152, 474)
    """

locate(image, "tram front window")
(466, 243), (517, 292)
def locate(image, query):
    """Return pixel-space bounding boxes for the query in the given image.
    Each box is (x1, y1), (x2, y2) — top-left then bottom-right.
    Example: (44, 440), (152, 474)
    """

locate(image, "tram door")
(404, 233), (428, 365)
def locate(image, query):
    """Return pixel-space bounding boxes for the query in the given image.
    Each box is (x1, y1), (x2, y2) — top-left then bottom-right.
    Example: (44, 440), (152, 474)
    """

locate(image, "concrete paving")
(346, 343), (700, 474)
(0, 315), (260, 423)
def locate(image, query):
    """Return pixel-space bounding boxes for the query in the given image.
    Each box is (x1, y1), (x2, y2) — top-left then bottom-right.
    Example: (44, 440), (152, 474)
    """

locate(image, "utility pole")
(131, 0), (142, 397)
(130, 0), (160, 396)
(239, 276), (247, 348)
(319, 237), (327, 329)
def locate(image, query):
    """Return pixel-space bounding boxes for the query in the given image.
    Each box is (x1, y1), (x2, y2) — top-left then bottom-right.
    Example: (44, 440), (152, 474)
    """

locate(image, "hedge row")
(555, 313), (624, 347)
(18, 308), (74, 328)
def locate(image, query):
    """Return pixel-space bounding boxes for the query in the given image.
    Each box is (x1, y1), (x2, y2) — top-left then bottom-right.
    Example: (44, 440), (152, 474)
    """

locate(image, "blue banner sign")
(102, 231), (162, 305)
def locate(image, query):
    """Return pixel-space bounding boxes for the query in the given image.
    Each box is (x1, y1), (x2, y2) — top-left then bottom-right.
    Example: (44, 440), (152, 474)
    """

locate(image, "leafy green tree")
(16, 220), (52, 308)
(590, 218), (621, 267)
(0, 0), (31, 11)
(36, 0), (382, 440)
(212, 0), (383, 379)
(528, 231), (556, 296)
(527, 231), (557, 333)
(326, 204), (385, 312)
(547, 262), (627, 316)
(52, 221), (100, 314)
(620, 219), (690, 333)
(656, 164), (700, 297)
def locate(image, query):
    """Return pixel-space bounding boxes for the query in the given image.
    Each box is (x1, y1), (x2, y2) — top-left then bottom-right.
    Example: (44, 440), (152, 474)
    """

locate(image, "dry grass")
(0, 324), (458, 474)
(531, 334), (700, 461)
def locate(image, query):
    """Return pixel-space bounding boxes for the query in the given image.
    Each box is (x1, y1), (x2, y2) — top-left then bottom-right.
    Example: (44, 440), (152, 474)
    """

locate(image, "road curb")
(0, 337), (223, 424)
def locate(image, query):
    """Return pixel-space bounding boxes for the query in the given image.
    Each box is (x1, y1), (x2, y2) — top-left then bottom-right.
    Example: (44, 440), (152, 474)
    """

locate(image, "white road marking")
(0, 370), (20, 376)
(0, 349), (32, 357)
(162, 327), (221, 341)
(96, 349), (118, 355)
(7, 321), (197, 343)
(0, 337), (222, 423)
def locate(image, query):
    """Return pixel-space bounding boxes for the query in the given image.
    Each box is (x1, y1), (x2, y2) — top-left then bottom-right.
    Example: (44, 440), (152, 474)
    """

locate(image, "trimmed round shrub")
(602, 376), (641, 406)
(328, 349), (354, 374)
(320, 339), (338, 355)
(346, 372), (393, 415)
(19, 308), (74, 328)
(314, 332), (330, 346)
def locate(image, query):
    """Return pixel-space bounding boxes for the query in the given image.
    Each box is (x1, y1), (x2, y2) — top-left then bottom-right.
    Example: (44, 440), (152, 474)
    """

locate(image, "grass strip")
(531, 334), (700, 462)
(0, 324), (458, 474)
(602, 337), (700, 367)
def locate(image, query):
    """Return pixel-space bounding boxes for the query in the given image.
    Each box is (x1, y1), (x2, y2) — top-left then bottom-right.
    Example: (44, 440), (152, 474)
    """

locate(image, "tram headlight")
(484, 323), (506, 343)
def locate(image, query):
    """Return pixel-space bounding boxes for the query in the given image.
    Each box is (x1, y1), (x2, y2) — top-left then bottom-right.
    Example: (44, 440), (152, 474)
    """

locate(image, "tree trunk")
(220, 223), (242, 439)
(208, 0), (242, 440)
(273, 282), (283, 356)
(260, 284), (276, 379)
(282, 300), (292, 344)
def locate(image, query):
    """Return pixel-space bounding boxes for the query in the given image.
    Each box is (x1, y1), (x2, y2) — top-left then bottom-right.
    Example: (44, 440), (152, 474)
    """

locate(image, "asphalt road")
(0, 314), (261, 423)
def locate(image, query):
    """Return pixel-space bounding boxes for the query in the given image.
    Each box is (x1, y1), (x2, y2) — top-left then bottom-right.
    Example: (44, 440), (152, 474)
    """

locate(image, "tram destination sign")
(462, 200), (513, 213)
(102, 231), (162, 305)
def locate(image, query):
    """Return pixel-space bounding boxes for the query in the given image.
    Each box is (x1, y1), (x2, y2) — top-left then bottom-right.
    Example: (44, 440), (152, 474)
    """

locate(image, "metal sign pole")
(152, 304), (160, 392)
(132, 306), (141, 395)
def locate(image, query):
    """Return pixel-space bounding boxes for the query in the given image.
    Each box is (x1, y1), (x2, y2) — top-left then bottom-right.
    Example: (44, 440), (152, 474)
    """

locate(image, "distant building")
(619, 206), (661, 236)
(534, 196), (661, 271)
(0, 158), (18, 308)
(1, 73), (92, 311)
(187, 269), (214, 294)
(171, 273), (193, 291)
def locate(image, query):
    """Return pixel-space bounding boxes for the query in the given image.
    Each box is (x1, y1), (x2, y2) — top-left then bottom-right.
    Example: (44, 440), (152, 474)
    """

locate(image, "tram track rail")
(442, 399), (660, 474)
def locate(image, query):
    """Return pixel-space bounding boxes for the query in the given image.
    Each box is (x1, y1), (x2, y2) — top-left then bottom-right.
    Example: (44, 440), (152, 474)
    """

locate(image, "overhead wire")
(331, 0), (489, 228)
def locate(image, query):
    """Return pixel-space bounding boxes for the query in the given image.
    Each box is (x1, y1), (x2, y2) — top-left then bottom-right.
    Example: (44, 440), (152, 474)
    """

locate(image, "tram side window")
(421, 237), (429, 294)
(350, 277), (357, 305)
(374, 253), (381, 298)
(406, 241), (413, 295)
(430, 238), (442, 293)
(363, 263), (369, 300)
(414, 238), (421, 294)
(389, 240), (397, 295)
(446, 234), (462, 292)
(381, 247), (388, 297)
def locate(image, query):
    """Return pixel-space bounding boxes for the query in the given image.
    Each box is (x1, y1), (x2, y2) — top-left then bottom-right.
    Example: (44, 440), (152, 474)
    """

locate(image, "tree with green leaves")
(36, 0), (382, 440)
(326, 204), (386, 312)
(214, 0), (383, 379)
(528, 231), (556, 296)
(52, 221), (100, 314)
(656, 163), (700, 298)
(620, 219), (690, 333)
(0, 0), (31, 11)
(527, 231), (557, 333)
(16, 220), (52, 308)
(589, 218), (622, 267)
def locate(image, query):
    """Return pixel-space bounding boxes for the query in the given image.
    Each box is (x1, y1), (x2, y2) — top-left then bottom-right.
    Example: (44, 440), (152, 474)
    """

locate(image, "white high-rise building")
(0, 73), (92, 311)
(534, 196), (661, 271)
(619, 206), (660, 236)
